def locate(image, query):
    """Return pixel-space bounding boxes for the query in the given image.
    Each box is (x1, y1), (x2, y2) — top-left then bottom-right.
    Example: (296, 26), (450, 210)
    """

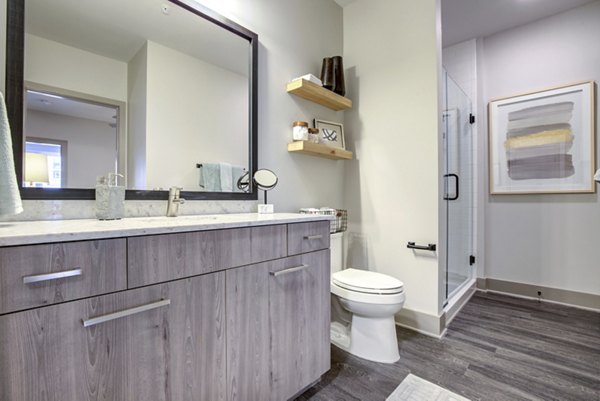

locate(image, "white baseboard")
(477, 278), (600, 311)
(394, 308), (445, 338)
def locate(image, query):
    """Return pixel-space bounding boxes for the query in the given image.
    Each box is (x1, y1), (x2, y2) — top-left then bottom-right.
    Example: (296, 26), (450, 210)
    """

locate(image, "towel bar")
(407, 242), (436, 251)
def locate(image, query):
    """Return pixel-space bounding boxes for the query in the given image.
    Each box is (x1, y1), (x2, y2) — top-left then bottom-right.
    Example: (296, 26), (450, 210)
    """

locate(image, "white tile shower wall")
(442, 39), (482, 280)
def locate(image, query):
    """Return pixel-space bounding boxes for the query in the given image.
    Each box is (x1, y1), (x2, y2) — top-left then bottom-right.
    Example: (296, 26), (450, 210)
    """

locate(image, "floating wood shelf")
(287, 141), (353, 160)
(286, 79), (352, 111)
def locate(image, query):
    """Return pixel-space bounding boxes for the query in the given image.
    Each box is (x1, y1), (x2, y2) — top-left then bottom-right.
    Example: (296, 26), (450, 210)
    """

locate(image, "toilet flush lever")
(407, 242), (436, 251)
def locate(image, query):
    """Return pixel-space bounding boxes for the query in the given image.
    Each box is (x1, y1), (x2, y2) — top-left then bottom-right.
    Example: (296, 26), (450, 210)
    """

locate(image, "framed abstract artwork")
(314, 119), (345, 149)
(488, 81), (596, 194)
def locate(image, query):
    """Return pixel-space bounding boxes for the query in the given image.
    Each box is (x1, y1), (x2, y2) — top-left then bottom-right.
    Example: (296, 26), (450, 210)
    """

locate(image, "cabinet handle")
(83, 299), (171, 328)
(303, 235), (323, 240)
(23, 268), (82, 284)
(270, 264), (309, 277)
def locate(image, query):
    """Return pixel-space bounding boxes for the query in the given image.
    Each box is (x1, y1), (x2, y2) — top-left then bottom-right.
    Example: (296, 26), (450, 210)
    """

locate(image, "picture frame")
(314, 119), (345, 149)
(488, 81), (596, 194)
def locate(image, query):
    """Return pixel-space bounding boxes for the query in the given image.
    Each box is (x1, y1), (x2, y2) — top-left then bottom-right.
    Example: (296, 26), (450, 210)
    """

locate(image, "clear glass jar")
(292, 121), (309, 141)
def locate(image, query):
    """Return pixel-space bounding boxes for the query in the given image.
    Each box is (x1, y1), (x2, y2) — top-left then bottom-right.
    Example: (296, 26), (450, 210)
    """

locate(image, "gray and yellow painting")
(504, 102), (574, 180)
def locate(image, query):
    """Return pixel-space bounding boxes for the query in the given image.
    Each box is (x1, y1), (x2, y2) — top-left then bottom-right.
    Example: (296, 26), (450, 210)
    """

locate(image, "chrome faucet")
(166, 187), (185, 217)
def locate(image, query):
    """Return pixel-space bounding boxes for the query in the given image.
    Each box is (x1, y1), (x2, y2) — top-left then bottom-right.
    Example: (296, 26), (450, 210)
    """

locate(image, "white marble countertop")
(0, 213), (332, 247)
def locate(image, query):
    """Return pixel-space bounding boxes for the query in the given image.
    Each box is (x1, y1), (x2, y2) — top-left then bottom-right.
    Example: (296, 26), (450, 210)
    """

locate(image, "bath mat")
(386, 374), (470, 401)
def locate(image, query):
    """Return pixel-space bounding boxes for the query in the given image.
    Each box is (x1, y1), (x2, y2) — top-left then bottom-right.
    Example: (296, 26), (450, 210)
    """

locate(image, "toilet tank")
(330, 232), (344, 274)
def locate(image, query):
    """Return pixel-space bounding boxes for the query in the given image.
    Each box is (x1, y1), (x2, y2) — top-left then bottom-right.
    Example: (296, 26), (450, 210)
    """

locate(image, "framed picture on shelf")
(314, 119), (345, 149)
(488, 81), (596, 194)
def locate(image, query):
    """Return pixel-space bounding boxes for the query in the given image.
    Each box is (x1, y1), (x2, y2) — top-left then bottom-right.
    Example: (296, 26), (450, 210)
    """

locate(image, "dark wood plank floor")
(296, 291), (600, 401)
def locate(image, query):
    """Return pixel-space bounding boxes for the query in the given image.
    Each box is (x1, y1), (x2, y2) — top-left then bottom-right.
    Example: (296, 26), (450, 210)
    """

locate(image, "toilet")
(329, 232), (405, 363)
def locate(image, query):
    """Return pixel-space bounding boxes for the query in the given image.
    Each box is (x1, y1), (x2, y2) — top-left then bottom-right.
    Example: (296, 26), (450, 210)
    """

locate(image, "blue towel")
(199, 163), (221, 191)
(220, 162), (233, 192)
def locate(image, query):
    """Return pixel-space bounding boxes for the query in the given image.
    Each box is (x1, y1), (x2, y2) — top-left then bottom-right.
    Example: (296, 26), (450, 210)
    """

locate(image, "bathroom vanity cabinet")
(0, 216), (331, 401)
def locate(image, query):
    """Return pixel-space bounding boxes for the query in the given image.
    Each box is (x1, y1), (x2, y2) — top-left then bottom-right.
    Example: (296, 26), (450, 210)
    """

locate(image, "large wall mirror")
(6, 0), (258, 200)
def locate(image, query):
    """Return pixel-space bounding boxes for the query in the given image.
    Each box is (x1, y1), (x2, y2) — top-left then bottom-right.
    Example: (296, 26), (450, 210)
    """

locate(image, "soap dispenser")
(95, 173), (125, 220)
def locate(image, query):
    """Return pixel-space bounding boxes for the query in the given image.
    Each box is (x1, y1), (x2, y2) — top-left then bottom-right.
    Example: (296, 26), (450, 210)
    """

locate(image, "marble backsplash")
(0, 199), (258, 222)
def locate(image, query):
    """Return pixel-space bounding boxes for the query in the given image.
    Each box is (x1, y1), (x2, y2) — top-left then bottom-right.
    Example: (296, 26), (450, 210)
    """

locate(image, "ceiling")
(26, 90), (118, 124)
(334, 0), (356, 7)
(442, 0), (597, 47)
(25, 0), (250, 76)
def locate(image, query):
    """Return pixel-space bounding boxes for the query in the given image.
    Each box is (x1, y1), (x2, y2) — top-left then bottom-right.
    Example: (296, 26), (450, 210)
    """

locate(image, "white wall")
(24, 34), (127, 102)
(343, 0), (442, 317)
(145, 41), (248, 190)
(25, 109), (117, 188)
(127, 43), (148, 190)
(481, 1), (600, 295)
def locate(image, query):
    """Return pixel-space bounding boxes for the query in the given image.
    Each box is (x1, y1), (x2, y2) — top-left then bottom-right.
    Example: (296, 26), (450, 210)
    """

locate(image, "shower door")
(443, 70), (475, 300)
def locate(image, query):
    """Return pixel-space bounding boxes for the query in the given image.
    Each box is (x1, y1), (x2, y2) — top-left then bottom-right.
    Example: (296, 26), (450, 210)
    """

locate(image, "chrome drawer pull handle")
(23, 268), (82, 284)
(83, 299), (171, 328)
(303, 235), (323, 240)
(270, 264), (309, 277)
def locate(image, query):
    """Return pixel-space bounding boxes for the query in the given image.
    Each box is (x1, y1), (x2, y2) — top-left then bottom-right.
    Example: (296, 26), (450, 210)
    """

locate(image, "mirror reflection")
(22, 0), (251, 192)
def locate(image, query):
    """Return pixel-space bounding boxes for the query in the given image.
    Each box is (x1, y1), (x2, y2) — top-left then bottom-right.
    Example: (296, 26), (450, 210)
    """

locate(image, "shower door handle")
(444, 174), (459, 201)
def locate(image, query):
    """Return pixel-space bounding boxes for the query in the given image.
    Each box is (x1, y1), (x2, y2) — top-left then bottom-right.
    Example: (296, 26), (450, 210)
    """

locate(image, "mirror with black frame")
(5, 0), (258, 200)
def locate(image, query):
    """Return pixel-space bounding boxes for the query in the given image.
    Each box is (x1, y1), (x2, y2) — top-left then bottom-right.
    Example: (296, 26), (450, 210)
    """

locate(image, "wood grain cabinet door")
(225, 262), (272, 401)
(0, 274), (226, 401)
(287, 222), (330, 256)
(125, 273), (226, 401)
(0, 286), (129, 401)
(268, 250), (331, 401)
(127, 231), (217, 288)
(215, 225), (287, 269)
(0, 238), (127, 314)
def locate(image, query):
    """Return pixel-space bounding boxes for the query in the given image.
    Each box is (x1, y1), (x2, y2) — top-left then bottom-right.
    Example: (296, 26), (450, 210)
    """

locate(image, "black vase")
(320, 57), (334, 90)
(332, 56), (345, 96)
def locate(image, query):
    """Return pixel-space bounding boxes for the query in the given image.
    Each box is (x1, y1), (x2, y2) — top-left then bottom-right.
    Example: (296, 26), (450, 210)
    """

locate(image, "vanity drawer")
(287, 221), (330, 256)
(215, 225), (287, 269)
(0, 239), (127, 315)
(127, 230), (217, 287)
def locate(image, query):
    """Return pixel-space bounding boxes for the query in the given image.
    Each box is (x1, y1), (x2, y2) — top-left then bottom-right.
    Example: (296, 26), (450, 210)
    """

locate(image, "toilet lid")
(332, 268), (404, 295)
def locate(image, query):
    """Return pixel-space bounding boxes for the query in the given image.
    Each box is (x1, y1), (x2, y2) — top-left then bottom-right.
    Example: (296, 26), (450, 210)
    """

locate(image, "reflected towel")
(504, 129), (573, 150)
(199, 163), (221, 192)
(0, 92), (23, 216)
(232, 165), (246, 193)
(219, 163), (232, 192)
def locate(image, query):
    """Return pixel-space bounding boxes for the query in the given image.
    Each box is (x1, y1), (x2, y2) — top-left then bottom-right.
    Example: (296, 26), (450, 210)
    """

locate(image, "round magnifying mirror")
(253, 169), (278, 207)
(253, 169), (278, 190)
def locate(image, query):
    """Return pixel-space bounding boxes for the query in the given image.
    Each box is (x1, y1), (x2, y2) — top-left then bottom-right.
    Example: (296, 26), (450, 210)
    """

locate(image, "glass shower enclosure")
(443, 70), (475, 301)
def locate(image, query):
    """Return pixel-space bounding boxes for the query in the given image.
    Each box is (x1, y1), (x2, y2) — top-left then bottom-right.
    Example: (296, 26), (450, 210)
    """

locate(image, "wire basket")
(299, 208), (347, 233)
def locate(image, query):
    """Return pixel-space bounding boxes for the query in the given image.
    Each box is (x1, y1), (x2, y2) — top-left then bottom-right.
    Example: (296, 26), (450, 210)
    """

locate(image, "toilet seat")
(332, 268), (404, 295)
(331, 269), (405, 306)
